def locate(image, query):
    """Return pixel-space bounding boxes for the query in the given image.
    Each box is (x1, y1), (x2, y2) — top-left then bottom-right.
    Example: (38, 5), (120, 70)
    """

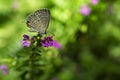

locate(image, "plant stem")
(29, 49), (35, 80)
(29, 34), (42, 80)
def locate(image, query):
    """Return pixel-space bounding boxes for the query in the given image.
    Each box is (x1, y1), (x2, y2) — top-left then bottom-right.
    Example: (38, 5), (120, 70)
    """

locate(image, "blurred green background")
(0, 0), (120, 80)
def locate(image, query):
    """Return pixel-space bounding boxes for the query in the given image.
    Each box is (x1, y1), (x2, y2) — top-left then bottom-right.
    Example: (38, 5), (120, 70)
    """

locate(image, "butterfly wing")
(26, 13), (38, 32)
(26, 9), (50, 34)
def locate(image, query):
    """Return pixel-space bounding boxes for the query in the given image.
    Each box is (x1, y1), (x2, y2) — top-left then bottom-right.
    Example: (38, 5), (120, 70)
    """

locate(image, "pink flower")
(42, 36), (62, 49)
(91, 0), (99, 5)
(21, 34), (31, 47)
(21, 40), (31, 47)
(53, 41), (61, 49)
(0, 64), (8, 75)
(80, 5), (91, 16)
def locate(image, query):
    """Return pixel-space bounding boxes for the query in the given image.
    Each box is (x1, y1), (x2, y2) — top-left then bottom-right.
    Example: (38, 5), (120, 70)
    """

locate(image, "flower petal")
(23, 34), (29, 40)
(21, 40), (31, 47)
(53, 41), (62, 49)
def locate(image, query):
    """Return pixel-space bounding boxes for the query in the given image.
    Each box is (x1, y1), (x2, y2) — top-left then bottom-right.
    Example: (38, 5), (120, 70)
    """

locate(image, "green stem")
(29, 48), (35, 80)
(29, 34), (42, 80)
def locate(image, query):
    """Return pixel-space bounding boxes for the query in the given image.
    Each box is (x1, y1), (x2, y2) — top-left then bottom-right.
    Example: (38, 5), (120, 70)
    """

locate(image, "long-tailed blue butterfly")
(26, 8), (50, 34)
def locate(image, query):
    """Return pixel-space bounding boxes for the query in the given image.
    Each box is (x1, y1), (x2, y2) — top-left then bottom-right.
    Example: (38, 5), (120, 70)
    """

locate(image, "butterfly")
(26, 8), (50, 34)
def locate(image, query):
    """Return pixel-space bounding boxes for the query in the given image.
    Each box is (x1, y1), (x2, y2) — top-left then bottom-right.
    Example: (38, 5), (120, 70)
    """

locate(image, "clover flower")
(80, 5), (91, 16)
(0, 64), (8, 75)
(42, 36), (61, 49)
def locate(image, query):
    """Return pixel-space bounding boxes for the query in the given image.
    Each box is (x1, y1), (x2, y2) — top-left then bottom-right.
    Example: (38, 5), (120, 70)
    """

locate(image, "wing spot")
(26, 21), (31, 27)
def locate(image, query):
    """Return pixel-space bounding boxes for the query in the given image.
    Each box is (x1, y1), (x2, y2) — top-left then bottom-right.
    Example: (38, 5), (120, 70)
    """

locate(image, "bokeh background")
(0, 0), (120, 80)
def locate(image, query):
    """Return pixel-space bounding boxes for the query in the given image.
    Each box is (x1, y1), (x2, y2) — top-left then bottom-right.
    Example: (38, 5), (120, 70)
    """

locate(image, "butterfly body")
(26, 9), (50, 34)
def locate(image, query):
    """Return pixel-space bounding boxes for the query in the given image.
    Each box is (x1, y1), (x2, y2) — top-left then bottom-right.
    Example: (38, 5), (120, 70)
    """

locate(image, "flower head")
(0, 64), (8, 75)
(80, 5), (91, 16)
(21, 34), (31, 47)
(42, 36), (61, 49)
(21, 40), (31, 47)
(91, 0), (99, 5)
